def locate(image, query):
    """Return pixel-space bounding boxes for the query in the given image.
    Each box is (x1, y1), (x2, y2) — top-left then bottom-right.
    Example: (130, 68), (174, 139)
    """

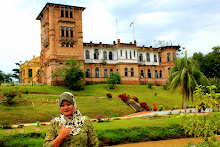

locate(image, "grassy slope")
(0, 84), (195, 125)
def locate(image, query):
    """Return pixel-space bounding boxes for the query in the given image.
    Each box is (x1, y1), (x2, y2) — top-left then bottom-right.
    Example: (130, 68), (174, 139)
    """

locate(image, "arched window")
(95, 67), (99, 78)
(159, 55), (161, 62)
(139, 53), (143, 61)
(140, 70), (144, 78)
(125, 68), (128, 77)
(104, 69), (108, 77)
(155, 70), (158, 78)
(103, 51), (107, 60)
(160, 70), (163, 78)
(173, 52), (176, 61)
(147, 53), (150, 62)
(66, 27), (69, 37)
(110, 69), (113, 75)
(167, 52), (171, 61)
(61, 27), (65, 37)
(131, 68), (134, 77)
(154, 54), (157, 62)
(86, 68), (90, 78)
(109, 51), (113, 60)
(148, 69), (151, 78)
(85, 50), (90, 59)
(94, 49), (99, 59)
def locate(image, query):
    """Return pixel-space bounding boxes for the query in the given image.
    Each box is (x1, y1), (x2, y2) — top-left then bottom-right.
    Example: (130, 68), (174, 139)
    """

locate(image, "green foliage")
(97, 124), (185, 146)
(163, 84), (168, 90)
(0, 70), (4, 83)
(158, 105), (165, 110)
(107, 73), (121, 89)
(0, 88), (22, 106)
(179, 85), (220, 146)
(147, 83), (153, 88)
(192, 46), (220, 79)
(167, 50), (210, 111)
(53, 58), (85, 91)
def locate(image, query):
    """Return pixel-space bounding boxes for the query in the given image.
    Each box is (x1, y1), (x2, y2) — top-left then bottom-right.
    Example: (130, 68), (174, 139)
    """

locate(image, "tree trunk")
(185, 94), (187, 114)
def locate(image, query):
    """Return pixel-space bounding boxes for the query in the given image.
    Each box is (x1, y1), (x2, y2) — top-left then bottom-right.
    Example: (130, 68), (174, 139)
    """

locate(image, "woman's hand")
(58, 123), (71, 140)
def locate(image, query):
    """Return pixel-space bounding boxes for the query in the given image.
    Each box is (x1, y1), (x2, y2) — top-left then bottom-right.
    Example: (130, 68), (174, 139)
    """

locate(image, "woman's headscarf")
(54, 92), (85, 135)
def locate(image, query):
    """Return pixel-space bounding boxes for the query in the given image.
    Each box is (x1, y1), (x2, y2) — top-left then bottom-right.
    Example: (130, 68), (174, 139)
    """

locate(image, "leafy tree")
(0, 70), (4, 83)
(107, 73), (121, 89)
(4, 73), (12, 83)
(12, 61), (22, 80)
(179, 85), (220, 146)
(167, 51), (210, 112)
(53, 58), (85, 90)
(192, 46), (220, 79)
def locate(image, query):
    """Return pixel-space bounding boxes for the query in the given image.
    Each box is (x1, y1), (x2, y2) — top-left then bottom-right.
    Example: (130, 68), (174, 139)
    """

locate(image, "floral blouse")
(43, 116), (98, 147)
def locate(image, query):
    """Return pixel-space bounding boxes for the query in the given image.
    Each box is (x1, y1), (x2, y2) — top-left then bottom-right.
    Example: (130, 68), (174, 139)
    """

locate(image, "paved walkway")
(111, 137), (220, 147)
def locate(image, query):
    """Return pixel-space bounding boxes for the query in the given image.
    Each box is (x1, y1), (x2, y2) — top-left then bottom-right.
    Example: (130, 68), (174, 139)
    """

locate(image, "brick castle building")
(33, 3), (179, 86)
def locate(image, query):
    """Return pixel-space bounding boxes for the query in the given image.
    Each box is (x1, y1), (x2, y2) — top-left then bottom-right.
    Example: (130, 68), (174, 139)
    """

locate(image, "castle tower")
(36, 3), (85, 86)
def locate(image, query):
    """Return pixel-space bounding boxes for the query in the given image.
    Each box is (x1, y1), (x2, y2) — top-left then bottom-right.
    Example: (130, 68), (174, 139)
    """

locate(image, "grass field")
(0, 84), (195, 125)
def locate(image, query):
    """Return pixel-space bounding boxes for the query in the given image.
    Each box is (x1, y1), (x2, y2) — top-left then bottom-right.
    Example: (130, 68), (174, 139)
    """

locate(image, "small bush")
(148, 83), (153, 88)
(189, 105), (194, 108)
(153, 103), (158, 111)
(158, 105), (165, 111)
(106, 93), (112, 98)
(132, 96), (138, 103)
(118, 94), (130, 102)
(163, 84), (168, 90)
(140, 102), (150, 111)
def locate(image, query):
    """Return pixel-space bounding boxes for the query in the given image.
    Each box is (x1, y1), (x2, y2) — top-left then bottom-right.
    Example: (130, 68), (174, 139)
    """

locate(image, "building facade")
(19, 56), (41, 84)
(36, 3), (179, 86)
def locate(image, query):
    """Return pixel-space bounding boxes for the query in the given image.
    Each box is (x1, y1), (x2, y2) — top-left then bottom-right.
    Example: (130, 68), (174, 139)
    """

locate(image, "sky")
(0, 0), (219, 74)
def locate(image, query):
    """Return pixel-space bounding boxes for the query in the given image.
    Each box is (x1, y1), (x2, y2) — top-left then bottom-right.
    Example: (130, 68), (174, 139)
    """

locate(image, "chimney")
(130, 42), (132, 44)
(134, 40), (136, 46)
(117, 39), (120, 45)
(99, 42), (102, 44)
(150, 46), (152, 48)
(113, 41), (116, 45)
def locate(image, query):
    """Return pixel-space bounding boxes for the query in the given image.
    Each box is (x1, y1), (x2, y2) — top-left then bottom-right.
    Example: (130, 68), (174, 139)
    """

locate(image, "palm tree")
(167, 51), (210, 113)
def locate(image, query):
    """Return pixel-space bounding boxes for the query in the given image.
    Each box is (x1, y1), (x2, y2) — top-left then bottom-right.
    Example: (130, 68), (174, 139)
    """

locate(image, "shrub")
(174, 106), (178, 110)
(106, 93), (112, 98)
(107, 73), (121, 89)
(95, 115), (105, 122)
(140, 102), (150, 111)
(163, 84), (168, 90)
(132, 96), (138, 102)
(147, 83), (153, 88)
(118, 94), (130, 102)
(0, 88), (22, 106)
(153, 103), (158, 111)
(158, 105), (165, 111)
(189, 105), (194, 108)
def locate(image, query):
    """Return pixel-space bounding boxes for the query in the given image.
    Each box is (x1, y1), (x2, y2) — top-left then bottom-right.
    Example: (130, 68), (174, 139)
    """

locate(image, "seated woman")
(44, 92), (98, 147)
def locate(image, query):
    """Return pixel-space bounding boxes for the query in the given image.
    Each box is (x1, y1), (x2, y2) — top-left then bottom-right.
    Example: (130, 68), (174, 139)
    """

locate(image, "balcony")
(59, 37), (75, 43)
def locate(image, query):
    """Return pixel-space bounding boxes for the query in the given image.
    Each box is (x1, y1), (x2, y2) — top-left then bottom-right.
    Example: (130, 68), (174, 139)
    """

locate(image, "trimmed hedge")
(0, 124), (188, 146)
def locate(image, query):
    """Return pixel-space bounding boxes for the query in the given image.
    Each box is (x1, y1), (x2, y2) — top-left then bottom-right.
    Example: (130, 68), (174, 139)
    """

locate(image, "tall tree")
(167, 51), (210, 112)
(53, 58), (85, 90)
(0, 70), (4, 83)
(192, 46), (220, 79)
(4, 73), (12, 83)
(12, 61), (22, 80)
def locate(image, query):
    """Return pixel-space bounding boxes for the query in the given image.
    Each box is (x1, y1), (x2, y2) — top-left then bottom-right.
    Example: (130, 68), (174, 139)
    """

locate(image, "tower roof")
(36, 3), (86, 20)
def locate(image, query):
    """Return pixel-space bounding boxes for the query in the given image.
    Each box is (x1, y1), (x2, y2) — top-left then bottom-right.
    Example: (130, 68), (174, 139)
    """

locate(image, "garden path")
(111, 136), (220, 147)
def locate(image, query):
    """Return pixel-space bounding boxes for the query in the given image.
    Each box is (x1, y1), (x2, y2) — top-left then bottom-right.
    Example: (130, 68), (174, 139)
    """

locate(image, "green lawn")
(0, 84), (195, 126)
